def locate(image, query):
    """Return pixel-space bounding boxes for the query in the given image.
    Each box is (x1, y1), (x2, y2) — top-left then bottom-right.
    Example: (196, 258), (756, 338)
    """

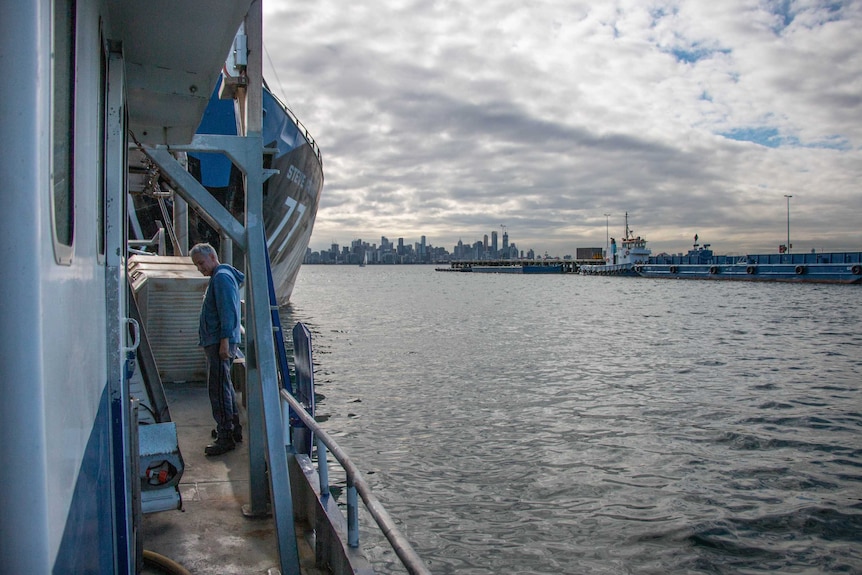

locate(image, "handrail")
(279, 388), (431, 575)
(127, 228), (166, 255)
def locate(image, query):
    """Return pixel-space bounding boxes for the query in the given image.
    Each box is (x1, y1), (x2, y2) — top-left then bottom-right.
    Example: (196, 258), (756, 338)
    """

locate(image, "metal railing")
(279, 388), (431, 575)
(127, 228), (167, 255)
(263, 82), (324, 167)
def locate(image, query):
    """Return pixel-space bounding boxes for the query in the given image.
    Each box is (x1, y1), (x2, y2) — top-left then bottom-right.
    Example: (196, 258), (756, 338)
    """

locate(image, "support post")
(240, 2), (301, 573)
(174, 195), (188, 256)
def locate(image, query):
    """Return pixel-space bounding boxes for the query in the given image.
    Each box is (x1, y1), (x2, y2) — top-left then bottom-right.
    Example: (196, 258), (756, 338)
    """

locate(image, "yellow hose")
(142, 549), (192, 575)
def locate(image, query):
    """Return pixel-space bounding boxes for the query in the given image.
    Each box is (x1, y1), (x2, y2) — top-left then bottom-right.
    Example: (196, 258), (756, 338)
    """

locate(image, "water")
(282, 266), (862, 574)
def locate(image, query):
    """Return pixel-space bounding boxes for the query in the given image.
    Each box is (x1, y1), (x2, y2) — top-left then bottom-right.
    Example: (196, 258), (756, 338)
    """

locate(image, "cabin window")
(51, 0), (76, 264)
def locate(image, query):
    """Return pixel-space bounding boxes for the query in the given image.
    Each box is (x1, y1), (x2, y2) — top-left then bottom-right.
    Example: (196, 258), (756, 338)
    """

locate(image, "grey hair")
(189, 243), (217, 258)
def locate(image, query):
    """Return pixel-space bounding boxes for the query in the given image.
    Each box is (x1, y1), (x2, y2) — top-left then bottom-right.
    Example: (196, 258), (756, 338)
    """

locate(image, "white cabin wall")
(2, 0), (251, 570)
(40, 0), (113, 561)
(0, 0), (117, 569)
(0, 0), (53, 571)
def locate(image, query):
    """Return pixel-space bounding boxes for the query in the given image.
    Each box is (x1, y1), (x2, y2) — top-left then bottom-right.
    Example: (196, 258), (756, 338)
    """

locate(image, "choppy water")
(283, 266), (862, 574)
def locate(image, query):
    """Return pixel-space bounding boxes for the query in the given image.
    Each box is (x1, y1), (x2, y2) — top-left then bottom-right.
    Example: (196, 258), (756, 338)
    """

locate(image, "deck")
(140, 382), (327, 575)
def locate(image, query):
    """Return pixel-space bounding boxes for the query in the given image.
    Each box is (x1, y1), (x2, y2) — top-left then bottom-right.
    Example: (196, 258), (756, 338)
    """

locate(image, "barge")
(441, 260), (576, 273)
(642, 238), (862, 284)
(579, 214), (862, 284)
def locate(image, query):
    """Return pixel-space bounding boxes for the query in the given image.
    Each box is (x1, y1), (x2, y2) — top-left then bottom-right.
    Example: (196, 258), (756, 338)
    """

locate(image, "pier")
(437, 259), (581, 273)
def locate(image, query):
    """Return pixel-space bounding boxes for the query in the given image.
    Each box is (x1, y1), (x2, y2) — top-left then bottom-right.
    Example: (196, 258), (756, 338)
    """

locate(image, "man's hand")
(219, 338), (231, 361)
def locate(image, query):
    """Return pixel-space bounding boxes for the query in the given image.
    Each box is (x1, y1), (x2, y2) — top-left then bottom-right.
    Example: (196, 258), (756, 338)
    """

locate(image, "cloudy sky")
(262, 0), (861, 257)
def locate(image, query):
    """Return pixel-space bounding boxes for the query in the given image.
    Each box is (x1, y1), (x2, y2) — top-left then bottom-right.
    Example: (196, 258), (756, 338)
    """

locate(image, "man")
(190, 243), (244, 456)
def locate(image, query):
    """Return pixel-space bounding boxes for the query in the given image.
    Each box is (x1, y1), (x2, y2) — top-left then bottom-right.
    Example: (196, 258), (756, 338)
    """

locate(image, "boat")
(129, 75), (323, 305)
(0, 2), (427, 574)
(639, 236), (862, 284)
(579, 212), (651, 276)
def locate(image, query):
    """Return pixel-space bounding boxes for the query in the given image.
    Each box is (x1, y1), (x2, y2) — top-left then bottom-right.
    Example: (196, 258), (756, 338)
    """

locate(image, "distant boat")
(579, 212), (649, 276)
(359, 252), (367, 267)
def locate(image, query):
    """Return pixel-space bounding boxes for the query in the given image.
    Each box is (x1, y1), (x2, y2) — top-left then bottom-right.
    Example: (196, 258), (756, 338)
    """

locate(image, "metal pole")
(173, 195), (188, 256)
(316, 438), (330, 497)
(242, 2), (301, 573)
(604, 213), (610, 261)
(784, 194), (792, 254)
(347, 479), (359, 548)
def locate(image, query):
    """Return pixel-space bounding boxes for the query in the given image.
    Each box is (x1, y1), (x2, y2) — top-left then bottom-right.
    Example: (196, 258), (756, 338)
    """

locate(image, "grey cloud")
(263, 0), (862, 256)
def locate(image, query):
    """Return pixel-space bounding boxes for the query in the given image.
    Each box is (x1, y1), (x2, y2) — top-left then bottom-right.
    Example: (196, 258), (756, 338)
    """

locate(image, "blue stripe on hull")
(53, 384), (117, 574)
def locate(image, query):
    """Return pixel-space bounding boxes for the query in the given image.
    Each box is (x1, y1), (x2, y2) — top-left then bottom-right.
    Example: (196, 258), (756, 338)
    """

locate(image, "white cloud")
(263, 0), (862, 256)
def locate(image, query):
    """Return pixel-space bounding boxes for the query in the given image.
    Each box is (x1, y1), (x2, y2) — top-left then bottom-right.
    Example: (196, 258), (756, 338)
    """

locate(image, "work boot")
(212, 423), (243, 443)
(233, 416), (243, 443)
(205, 435), (235, 456)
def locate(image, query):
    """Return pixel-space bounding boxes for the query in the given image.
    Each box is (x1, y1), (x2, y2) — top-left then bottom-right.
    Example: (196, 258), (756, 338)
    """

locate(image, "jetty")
(437, 259), (580, 273)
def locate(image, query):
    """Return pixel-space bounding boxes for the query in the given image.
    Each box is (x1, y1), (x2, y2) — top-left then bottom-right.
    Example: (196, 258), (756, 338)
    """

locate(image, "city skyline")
(263, 1), (862, 257)
(306, 227), (554, 264)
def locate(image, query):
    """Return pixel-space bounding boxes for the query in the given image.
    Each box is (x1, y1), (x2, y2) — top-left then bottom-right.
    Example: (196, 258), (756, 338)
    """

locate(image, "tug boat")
(579, 212), (651, 276)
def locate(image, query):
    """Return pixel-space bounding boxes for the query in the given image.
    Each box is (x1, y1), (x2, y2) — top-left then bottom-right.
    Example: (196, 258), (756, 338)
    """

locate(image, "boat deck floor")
(141, 382), (327, 575)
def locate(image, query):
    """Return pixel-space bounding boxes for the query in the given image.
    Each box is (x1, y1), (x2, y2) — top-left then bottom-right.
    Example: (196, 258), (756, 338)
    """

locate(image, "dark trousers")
(204, 343), (238, 439)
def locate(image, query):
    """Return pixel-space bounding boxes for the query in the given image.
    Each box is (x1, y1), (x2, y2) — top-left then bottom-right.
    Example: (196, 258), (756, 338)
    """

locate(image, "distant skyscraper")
(502, 231), (509, 252)
(491, 231), (498, 254)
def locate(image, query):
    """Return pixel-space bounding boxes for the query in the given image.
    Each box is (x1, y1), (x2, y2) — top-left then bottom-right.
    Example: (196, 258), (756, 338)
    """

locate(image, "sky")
(261, 0), (861, 257)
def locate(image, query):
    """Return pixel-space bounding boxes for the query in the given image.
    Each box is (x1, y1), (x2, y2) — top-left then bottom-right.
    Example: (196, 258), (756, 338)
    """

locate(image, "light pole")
(784, 194), (792, 254)
(604, 213), (611, 261)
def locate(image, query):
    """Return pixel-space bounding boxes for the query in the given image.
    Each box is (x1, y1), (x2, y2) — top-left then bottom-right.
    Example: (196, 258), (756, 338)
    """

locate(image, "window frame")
(50, 0), (77, 265)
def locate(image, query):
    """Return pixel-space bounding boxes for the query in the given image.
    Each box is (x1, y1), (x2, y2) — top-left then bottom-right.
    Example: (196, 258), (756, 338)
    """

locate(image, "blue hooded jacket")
(198, 264), (245, 347)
